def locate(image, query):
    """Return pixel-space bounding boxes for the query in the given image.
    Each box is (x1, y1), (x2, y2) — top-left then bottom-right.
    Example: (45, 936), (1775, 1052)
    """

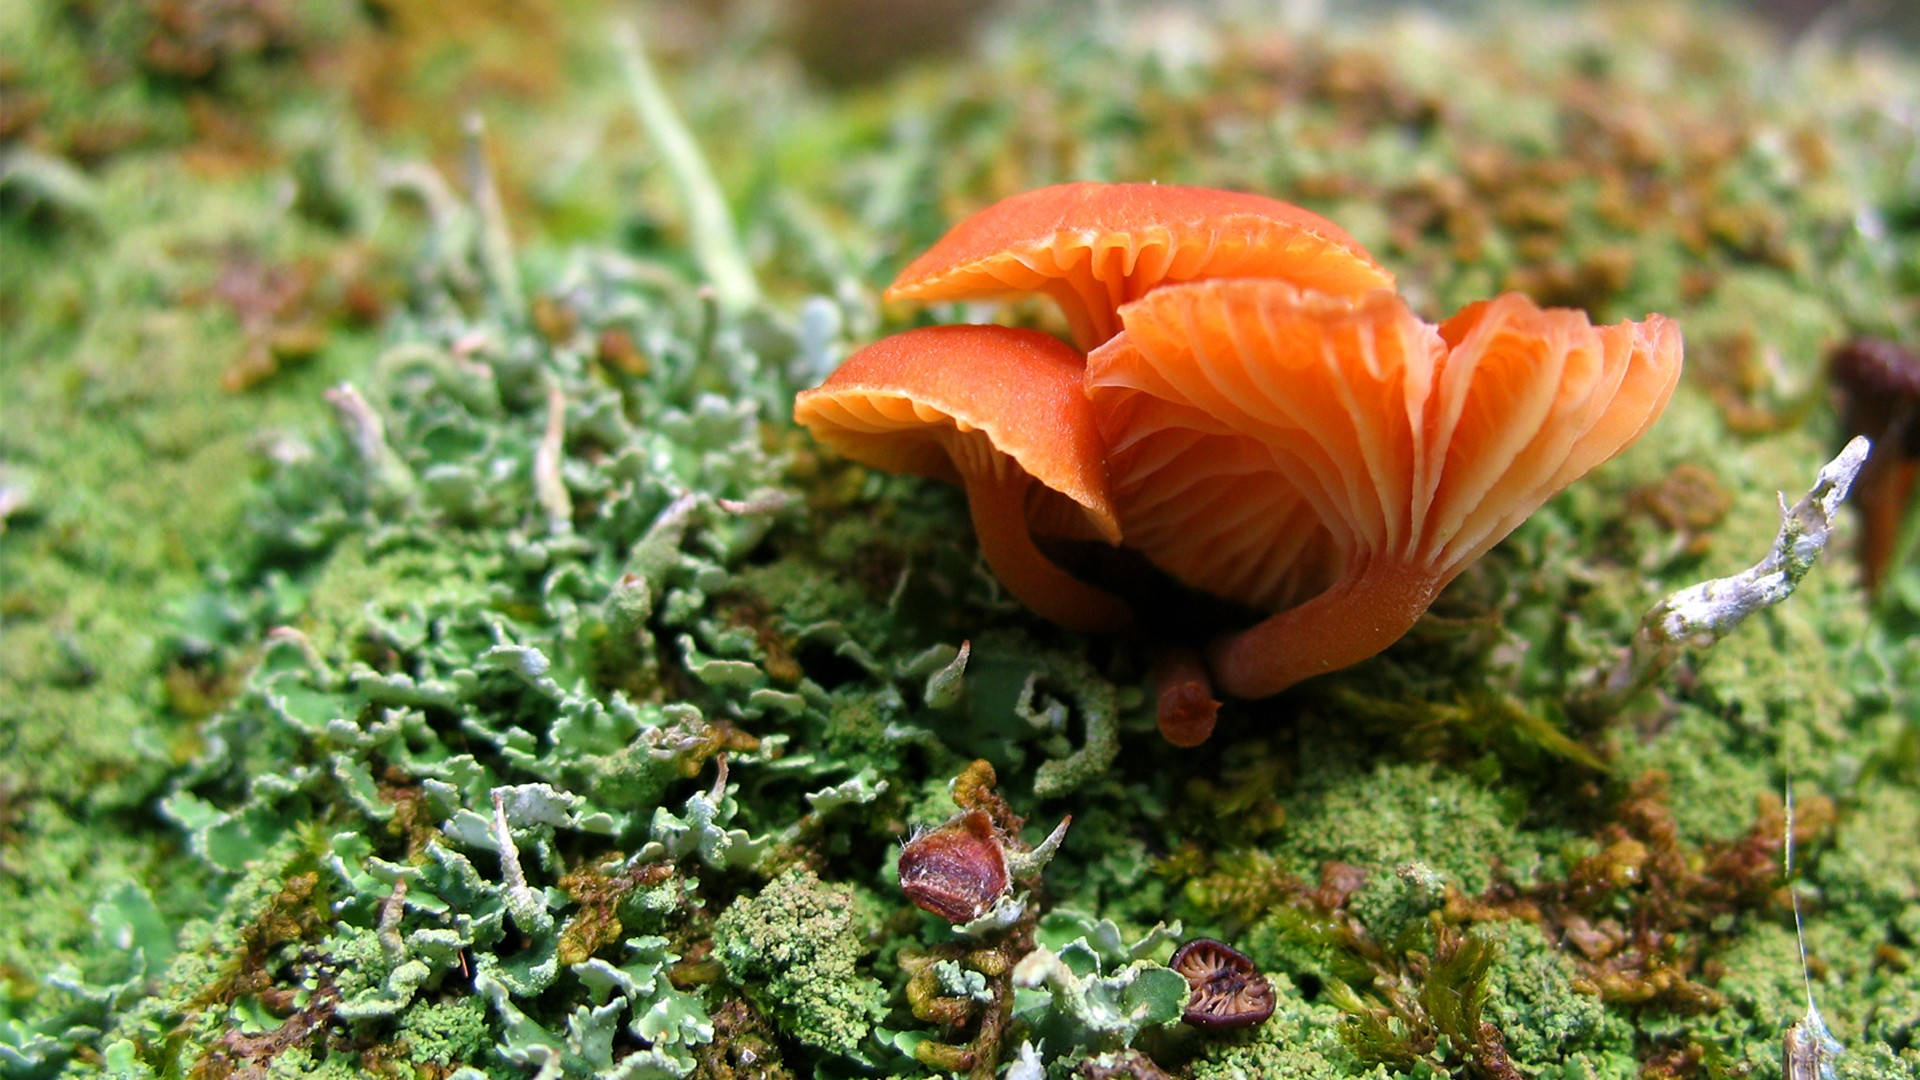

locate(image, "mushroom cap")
(1086, 280), (1681, 601)
(1831, 337), (1920, 457)
(1828, 337), (1920, 591)
(794, 323), (1121, 543)
(1170, 938), (1275, 1029)
(886, 181), (1394, 349)
(1086, 284), (1436, 606)
(1424, 293), (1682, 570)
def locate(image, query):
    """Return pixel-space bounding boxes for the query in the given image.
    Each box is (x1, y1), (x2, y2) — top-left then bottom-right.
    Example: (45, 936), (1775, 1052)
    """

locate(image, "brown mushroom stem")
(1206, 559), (1441, 700)
(1857, 457), (1918, 592)
(961, 470), (1133, 633)
(1152, 646), (1220, 747)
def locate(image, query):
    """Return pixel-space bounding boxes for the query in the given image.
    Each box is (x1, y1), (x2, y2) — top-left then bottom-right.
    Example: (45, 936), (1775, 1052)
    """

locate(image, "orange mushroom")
(1086, 281), (1681, 701)
(794, 324), (1132, 632)
(887, 181), (1394, 350)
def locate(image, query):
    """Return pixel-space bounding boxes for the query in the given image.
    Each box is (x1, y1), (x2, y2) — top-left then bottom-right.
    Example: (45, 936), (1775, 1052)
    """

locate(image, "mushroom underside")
(1087, 279), (1682, 700)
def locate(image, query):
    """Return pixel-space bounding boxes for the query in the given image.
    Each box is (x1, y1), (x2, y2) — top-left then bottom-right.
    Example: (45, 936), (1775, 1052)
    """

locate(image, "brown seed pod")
(899, 810), (1009, 923)
(1170, 938), (1276, 1029)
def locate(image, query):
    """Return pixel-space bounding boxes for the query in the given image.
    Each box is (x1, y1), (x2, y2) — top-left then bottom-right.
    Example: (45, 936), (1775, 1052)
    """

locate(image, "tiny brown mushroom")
(1829, 337), (1920, 593)
(1151, 645), (1221, 748)
(1169, 938), (1275, 1029)
(794, 324), (1132, 632)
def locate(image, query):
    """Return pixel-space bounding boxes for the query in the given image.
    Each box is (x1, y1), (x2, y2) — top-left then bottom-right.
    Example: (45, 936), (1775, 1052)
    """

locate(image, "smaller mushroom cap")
(795, 324), (1120, 542)
(1830, 337), (1920, 457)
(888, 182), (1394, 349)
(1152, 645), (1222, 748)
(1169, 938), (1275, 1029)
(794, 324), (1130, 631)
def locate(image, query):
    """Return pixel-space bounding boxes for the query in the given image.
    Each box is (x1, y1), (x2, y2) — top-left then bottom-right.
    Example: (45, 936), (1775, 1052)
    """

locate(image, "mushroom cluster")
(796, 182), (1683, 741)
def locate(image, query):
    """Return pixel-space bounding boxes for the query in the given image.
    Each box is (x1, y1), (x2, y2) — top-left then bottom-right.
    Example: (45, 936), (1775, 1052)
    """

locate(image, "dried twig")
(1588, 437), (1870, 712)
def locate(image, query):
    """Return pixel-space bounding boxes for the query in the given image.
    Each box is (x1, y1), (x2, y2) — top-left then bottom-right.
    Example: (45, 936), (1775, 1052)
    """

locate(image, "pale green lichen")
(1009, 923), (1188, 1057)
(712, 867), (886, 1059)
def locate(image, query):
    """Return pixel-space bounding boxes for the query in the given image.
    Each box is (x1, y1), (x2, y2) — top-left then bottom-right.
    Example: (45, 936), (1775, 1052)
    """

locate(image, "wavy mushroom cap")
(1087, 286), (1438, 609)
(795, 324), (1131, 631)
(1087, 280), (1682, 698)
(887, 181), (1394, 350)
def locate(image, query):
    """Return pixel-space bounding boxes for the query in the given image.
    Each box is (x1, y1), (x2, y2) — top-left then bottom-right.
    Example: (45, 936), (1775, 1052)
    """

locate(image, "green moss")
(1473, 920), (1620, 1068)
(1817, 783), (1920, 926)
(262, 1046), (382, 1080)
(1836, 1044), (1920, 1080)
(1186, 974), (1383, 1080)
(712, 868), (886, 1059)
(322, 924), (397, 1013)
(1278, 761), (1550, 929)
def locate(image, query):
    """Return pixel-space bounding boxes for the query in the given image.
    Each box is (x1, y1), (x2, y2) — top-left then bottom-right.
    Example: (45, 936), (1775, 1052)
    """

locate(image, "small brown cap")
(1830, 337), (1920, 456)
(1170, 938), (1275, 1029)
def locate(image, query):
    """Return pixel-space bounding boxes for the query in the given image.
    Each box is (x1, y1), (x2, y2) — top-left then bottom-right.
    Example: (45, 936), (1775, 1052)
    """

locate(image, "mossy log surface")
(2, 2), (1916, 1077)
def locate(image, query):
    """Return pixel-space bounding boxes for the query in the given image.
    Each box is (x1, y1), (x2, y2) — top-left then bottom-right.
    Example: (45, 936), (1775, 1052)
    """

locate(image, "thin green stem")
(616, 19), (760, 314)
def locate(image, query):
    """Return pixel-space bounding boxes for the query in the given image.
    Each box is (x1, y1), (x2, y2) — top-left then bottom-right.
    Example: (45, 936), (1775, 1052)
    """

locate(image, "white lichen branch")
(490, 789), (551, 935)
(463, 113), (525, 319)
(1593, 437), (1871, 709)
(615, 19), (760, 313)
(326, 382), (416, 509)
(533, 377), (573, 535)
(377, 879), (409, 961)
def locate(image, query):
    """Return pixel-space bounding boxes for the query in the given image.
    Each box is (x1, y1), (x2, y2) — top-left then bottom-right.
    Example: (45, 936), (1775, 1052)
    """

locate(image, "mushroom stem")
(960, 470), (1133, 633)
(1206, 559), (1440, 700)
(1040, 276), (1120, 351)
(1856, 450), (1917, 593)
(1152, 646), (1220, 747)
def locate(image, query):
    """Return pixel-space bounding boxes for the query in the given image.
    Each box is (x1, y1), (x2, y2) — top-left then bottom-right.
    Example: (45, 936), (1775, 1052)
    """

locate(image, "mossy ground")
(2, 2), (1916, 1078)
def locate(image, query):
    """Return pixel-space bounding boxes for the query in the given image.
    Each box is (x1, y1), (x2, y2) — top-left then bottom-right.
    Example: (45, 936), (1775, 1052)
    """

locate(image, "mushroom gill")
(1099, 395), (1342, 612)
(1086, 280), (1682, 701)
(794, 324), (1132, 632)
(886, 181), (1394, 350)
